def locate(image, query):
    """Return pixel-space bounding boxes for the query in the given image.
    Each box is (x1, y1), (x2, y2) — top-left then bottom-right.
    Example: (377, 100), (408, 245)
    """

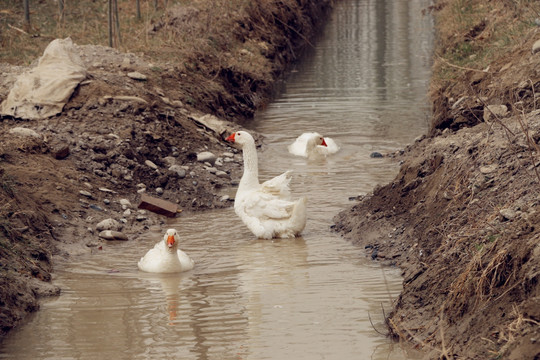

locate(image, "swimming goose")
(288, 132), (339, 159)
(226, 131), (307, 239)
(138, 229), (194, 273)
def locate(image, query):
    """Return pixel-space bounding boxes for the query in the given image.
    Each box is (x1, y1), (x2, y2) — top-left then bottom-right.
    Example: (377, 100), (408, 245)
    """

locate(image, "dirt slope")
(334, 1), (540, 359)
(0, 0), (332, 336)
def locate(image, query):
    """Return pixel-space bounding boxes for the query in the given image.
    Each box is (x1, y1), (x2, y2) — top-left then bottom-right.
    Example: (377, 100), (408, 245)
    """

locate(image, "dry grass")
(0, 0), (247, 66)
(431, 0), (539, 81)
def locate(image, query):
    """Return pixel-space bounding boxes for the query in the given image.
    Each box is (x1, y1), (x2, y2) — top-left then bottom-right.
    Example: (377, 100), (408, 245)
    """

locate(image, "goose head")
(225, 131), (255, 148)
(307, 133), (328, 149)
(164, 228), (179, 253)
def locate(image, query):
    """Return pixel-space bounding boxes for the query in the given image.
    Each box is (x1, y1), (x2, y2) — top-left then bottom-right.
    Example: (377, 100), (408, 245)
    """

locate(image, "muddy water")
(0, 0), (433, 359)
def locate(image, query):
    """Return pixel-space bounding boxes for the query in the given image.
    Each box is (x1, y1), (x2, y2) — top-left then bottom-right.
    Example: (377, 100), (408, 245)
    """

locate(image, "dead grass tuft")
(447, 239), (517, 317)
(488, 304), (540, 358)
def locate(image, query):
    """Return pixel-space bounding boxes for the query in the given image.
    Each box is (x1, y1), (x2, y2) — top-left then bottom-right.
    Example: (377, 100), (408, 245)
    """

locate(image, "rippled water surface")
(0, 0), (433, 359)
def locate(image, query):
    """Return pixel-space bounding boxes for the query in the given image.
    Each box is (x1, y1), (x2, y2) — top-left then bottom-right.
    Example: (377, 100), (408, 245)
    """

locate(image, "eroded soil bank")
(334, 1), (540, 359)
(0, 0), (332, 335)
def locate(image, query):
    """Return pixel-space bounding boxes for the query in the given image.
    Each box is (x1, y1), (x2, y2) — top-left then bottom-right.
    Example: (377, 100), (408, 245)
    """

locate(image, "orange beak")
(225, 133), (236, 142)
(167, 235), (175, 248)
(321, 138), (328, 147)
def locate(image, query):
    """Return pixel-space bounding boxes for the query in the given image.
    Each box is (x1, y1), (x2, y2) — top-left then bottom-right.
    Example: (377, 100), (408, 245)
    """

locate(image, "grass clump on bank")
(432, 0), (539, 73)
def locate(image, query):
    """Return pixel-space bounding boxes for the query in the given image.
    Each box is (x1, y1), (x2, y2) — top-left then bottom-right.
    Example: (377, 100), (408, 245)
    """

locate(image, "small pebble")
(79, 190), (94, 199)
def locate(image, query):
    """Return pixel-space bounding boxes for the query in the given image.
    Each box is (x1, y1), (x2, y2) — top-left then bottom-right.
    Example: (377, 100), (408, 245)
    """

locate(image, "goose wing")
(239, 190), (295, 220)
(260, 170), (292, 197)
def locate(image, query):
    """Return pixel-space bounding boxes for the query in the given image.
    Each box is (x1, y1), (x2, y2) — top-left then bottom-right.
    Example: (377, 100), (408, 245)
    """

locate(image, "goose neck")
(240, 142), (259, 189)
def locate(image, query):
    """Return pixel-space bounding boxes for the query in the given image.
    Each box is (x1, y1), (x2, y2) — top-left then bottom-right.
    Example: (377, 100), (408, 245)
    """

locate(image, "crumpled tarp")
(0, 37), (87, 120)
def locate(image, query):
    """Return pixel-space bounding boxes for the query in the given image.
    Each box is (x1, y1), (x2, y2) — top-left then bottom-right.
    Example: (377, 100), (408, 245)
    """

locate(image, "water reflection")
(259, 0), (432, 154)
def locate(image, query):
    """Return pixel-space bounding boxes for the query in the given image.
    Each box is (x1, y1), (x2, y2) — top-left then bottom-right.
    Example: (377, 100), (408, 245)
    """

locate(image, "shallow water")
(0, 0), (433, 359)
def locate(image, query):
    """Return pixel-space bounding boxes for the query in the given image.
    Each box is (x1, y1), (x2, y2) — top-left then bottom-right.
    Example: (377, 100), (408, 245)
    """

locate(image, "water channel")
(0, 0), (433, 359)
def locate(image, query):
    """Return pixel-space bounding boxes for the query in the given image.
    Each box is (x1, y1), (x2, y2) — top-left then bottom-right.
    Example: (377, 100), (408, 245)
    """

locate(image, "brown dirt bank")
(0, 0), (332, 336)
(334, 0), (540, 359)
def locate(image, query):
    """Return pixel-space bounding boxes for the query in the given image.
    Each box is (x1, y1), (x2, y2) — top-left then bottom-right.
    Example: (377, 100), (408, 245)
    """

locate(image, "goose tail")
(290, 196), (307, 236)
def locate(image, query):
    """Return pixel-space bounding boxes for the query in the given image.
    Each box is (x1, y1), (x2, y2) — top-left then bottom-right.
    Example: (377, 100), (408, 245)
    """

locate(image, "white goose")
(226, 131), (307, 239)
(288, 132), (340, 159)
(138, 229), (195, 273)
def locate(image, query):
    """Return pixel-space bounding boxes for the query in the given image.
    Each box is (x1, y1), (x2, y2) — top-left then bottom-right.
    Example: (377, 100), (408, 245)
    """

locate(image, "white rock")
(169, 165), (186, 178)
(197, 151), (217, 165)
(163, 156), (176, 167)
(9, 127), (40, 138)
(483, 104), (508, 122)
(98, 230), (128, 241)
(99, 187), (117, 194)
(500, 209), (518, 221)
(79, 190), (93, 198)
(119, 199), (132, 208)
(104, 134), (119, 142)
(96, 218), (122, 231)
(127, 71), (147, 81)
(145, 160), (158, 170)
(532, 39), (540, 54)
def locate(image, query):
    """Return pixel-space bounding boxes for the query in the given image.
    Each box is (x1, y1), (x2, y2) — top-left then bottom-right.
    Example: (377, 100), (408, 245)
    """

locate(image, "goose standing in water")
(226, 131), (307, 239)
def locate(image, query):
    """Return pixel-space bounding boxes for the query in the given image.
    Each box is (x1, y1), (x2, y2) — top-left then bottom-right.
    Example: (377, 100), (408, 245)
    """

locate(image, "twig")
(367, 309), (387, 336)
(273, 16), (315, 49)
(8, 24), (29, 35)
(436, 53), (492, 73)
